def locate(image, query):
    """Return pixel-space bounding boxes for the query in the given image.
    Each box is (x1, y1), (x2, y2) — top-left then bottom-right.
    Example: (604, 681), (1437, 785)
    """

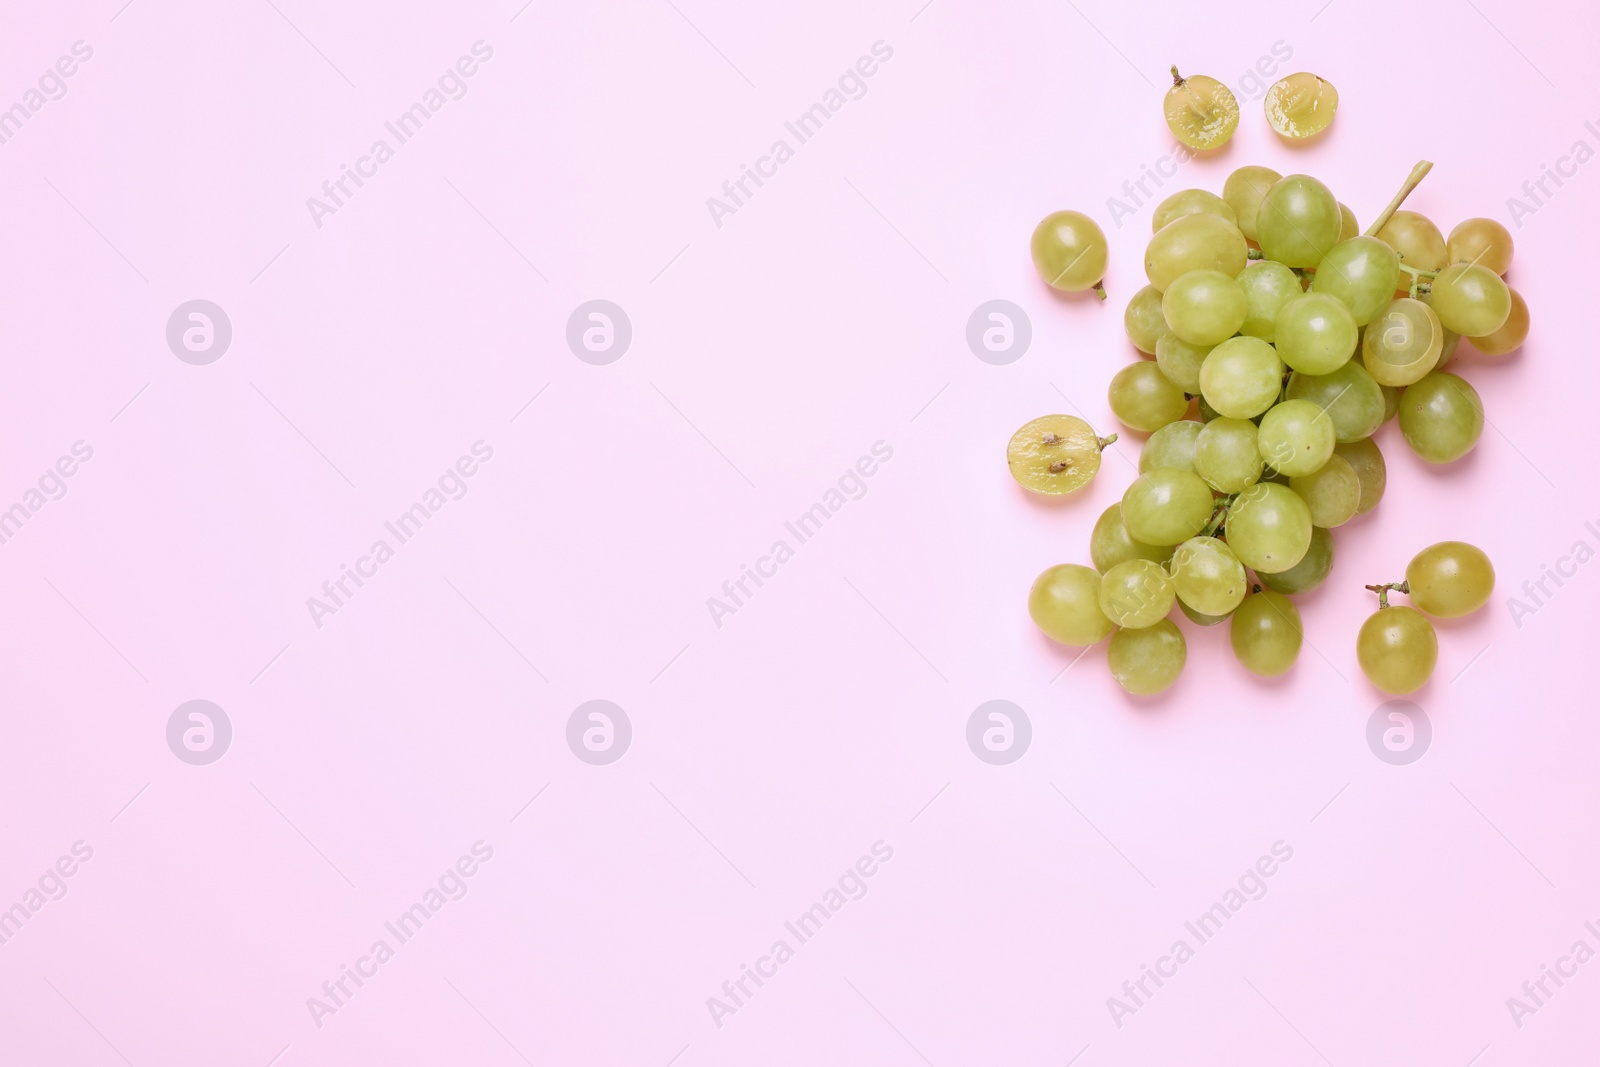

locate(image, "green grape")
(1256, 174), (1341, 267)
(1289, 453), (1359, 527)
(1230, 591), (1303, 676)
(1237, 261), (1303, 342)
(1197, 395), (1224, 422)
(1108, 619), (1187, 695)
(1193, 417), (1263, 493)
(1406, 541), (1495, 618)
(1163, 269), (1248, 346)
(1333, 438), (1386, 514)
(1099, 559), (1176, 628)
(1029, 564), (1115, 645)
(1357, 606), (1437, 694)
(1361, 298), (1442, 386)
(1152, 189), (1238, 232)
(1091, 503), (1175, 572)
(1264, 72), (1338, 139)
(1447, 217), (1514, 275)
(1285, 361), (1385, 443)
(1430, 264), (1511, 336)
(1275, 293), (1358, 375)
(1222, 166), (1283, 242)
(1164, 67), (1239, 150)
(1399, 372), (1483, 463)
(1256, 399), (1335, 477)
(1468, 288), (1528, 357)
(1171, 536), (1248, 616)
(1179, 599), (1231, 626)
(1155, 333), (1211, 393)
(1311, 237), (1400, 325)
(1145, 213), (1249, 291)
(1124, 284), (1168, 354)
(1257, 525), (1333, 594)
(1337, 202), (1359, 242)
(1031, 210), (1108, 292)
(1436, 330), (1462, 370)
(1199, 336), (1284, 419)
(1006, 415), (1113, 495)
(1139, 419), (1202, 474)
(1108, 361), (1189, 432)
(1376, 210), (1447, 283)
(1121, 468), (1216, 546)
(1225, 482), (1312, 573)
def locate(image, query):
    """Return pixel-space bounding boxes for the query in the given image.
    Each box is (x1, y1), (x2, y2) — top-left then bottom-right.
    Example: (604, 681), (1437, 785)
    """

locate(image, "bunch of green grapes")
(1019, 161), (1513, 696)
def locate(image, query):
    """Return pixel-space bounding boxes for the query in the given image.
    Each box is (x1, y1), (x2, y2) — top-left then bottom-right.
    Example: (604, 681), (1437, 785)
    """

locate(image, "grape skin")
(1222, 166), (1282, 242)
(1357, 606), (1437, 694)
(1090, 504), (1174, 573)
(1406, 541), (1495, 618)
(1031, 211), (1109, 292)
(1230, 591), (1303, 676)
(1398, 373), (1483, 463)
(1109, 362), (1189, 432)
(1108, 620), (1187, 695)
(1029, 564), (1115, 646)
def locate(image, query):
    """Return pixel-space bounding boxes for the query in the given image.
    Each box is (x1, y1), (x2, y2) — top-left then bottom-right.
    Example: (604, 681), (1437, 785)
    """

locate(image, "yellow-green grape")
(1230, 591), (1303, 676)
(1029, 564), (1115, 645)
(1275, 293), (1358, 375)
(1238, 261), (1302, 342)
(1290, 453), (1359, 527)
(1222, 165), (1282, 242)
(1155, 333), (1211, 393)
(1406, 541), (1495, 618)
(1256, 174), (1341, 267)
(1447, 217), (1514, 275)
(1337, 202), (1359, 242)
(1258, 525), (1333, 594)
(1179, 599), (1231, 626)
(1006, 415), (1115, 495)
(1163, 269), (1248, 346)
(1225, 482), (1313, 573)
(1099, 559), (1176, 629)
(1264, 72), (1338, 139)
(1145, 213), (1249, 290)
(1311, 237), (1400, 326)
(1436, 330), (1462, 370)
(1376, 210), (1447, 286)
(1194, 417), (1263, 493)
(1139, 419), (1202, 474)
(1152, 189), (1238, 232)
(1090, 504), (1174, 572)
(1357, 606), (1437, 694)
(1108, 362), (1189, 432)
(1171, 536), (1247, 616)
(1361, 298), (1443, 386)
(1031, 210), (1108, 292)
(1121, 468), (1216, 546)
(1468, 288), (1529, 357)
(1399, 372), (1483, 463)
(1199, 336), (1284, 419)
(1430, 264), (1511, 337)
(1257, 399), (1335, 477)
(1124, 285), (1168, 354)
(1285, 361), (1385, 443)
(1108, 619), (1187, 695)
(1333, 438), (1386, 514)
(1164, 67), (1239, 150)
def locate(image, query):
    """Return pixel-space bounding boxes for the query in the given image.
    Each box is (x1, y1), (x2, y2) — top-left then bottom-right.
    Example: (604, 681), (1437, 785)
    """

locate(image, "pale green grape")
(1311, 236), (1399, 325)
(1448, 217), (1514, 275)
(1197, 395), (1224, 422)
(1225, 482), (1312, 573)
(1171, 536), (1247, 616)
(1237, 261), (1303, 342)
(1179, 599), (1231, 626)
(1257, 525), (1333, 594)
(1222, 165), (1282, 242)
(1436, 330), (1462, 369)
(1199, 336), (1284, 419)
(1468, 288), (1528, 357)
(1398, 372), (1483, 463)
(1124, 284), (1168, 354)
(1256, 174), (1341, 267)
(1091, 504), (1174, 572)
(1164, 68), (1239, 150)
(1146, 213), (1249, 291)
(1139, 419), (1202, 474)
(1289, 453), (1359, 527)
(1264, 72), (1338, 139)
(1430, 264), (1511, 336)
(1163, 269), (1248, 346)
(1337, 202), (1359, 242)
(1193, 417), (1263, 493)
(1099, 559), (1176, 628)
(1121, 468), (1216, 546)
(1230, 591), (1303, 676)
(1376, 210), (1447, 281)
(1152, 189), (1238, 232)
(1285, 361), (1385, 443)
(1406, 541), (1495, 618)
(1361, 298), (1442, 386)
(1357, 606), (1437, 694)
(1333, 438), (1386, 514)
(1029, 564), (1115, 645)
(1155, 333), (1211, 393)
(1108, 619), (1186, 695)
(1256, 399), (1335, 477)
(1275, 293), (1358, 375)
(1031, 211), (1109, 292)
(1108, 361), (1188, 432)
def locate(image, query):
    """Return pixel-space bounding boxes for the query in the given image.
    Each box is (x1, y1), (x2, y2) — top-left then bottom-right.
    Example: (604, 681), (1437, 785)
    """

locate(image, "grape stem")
(1364, 160), (1434, 238)
(1364, 580), (1409, 609)
(1092, 280), (1107, 301)
(1246, 248), (1264, 261)
(1200, 495), (1236, 538)
(1096, 433), (1119, 450)
(1398, 262), (1439, 300)
(1170, 65), (1186, 87)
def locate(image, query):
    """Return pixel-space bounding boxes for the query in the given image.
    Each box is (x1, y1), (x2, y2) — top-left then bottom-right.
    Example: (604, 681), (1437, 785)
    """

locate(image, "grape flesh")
(1256, 174), (1341, 267)
(1124, 284), (1168, 354)
(1029, 564), (1115, 645)
(1230, 591), (1303, 676)
(1406, 541), (1495, 618)
(1139, 420), (1202, 474)
(1031, 211), (1108, 292)
(1152, 189), (1238, 232)
(1091, 504), (1174, 572)
(1448, 217), (1514, 275)
(1109, 362), (1188, 432)
(1121, 468), (1217, 546)
(1006, 415), (1108, 494)
(1164, 69), (1239, 150)
(1199, 336), (1284, 419)
(1164, 270), (1248, 346)
(1099, 559), (1176, 629)
(1290, 453), (1359, 527)
(1225, 482), (1313, 573)
(1193, 417), (1263, 493)
(1146, 213), (1249, 290)
(1430, 264), (1512, 337)
(1257, 525), (1334, 594)
(1357, 606), (1437, 694)
(1108, 620), (1187, 695)
(1285, 361), (1385, 443)
(1311, 237), (1400, 326)
(1256, 399), (1335, 477)
(1275, 293), (1358, 375)
(1222, 165), (1282, 242)
(1237, 261), (1303, 342)
(1264, 73), (1338, 139)
(1468, 288), (1528, 357)
(1171, 536), (1248, 616)
(1398, 372), (1483, 463)
(1333, 438), (1386, 514)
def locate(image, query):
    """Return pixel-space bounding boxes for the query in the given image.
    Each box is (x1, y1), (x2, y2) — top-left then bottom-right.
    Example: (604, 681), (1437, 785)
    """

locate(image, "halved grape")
(1406, 541), (1495, 618)
(1230, 591), (1303, 676)
(1031, 211), (1108, 292)
(1108, 362), (1188, 432)
(1275, 293), (1358, 375)
(1164, 67), (1239, 150)
(1164, 269), (1248, 346)
(1199, 336), (1284, 419)
(1146, 213), (1249, 290)
(1099, 559), (1176, 629)
(1225, 482), (1312, 573)
(1222, 165), (1282, 242)
(1121, 468), (1216, 546)
(1139, 419), (1202, 474)
(1152, 189), (1238, 232)
(1256, 399), (1335, 477)
(1256, 174), (1341, 267)
(1108, 619), (1186, 695)
(1264, 73), (1338, 139)
(1006, 415), (1114, 494)
(1311, 237), (1400, 326)
(1357, 606), (1437, 694)
(1194, 417), (1263, 493)
(1398, 372), (1483, 463)
(1171, 536), (1247, 616)
(1090, 504), (1174, 573)
(1029, 564), (1114, 645)
(1238, 261), (1303, 342)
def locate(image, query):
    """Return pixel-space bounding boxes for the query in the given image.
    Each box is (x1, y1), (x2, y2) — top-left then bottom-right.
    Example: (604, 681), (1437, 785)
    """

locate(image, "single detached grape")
(1124, 285), (1168, 354)
(1155, 333), (1211, 393)
(1108, 619), (1187, 695)
(1237, 261), (1302, 342)
(1286, 361), (1385, 443)
(1230, 591), (1303, 677)
(1029, 564), (1115, 645)
(1398, 372), (1483, 463)
(1257, 399), (1336, 477)
(1430, 263), (1512, 337)
(1031, 210), (1108, 293)
(1091, 504), (1174, 572)
(1468, 288), (1529, 357)
(1448, 217), (1514, 275)
(1357, 605), (1437, 694)
(1194, 416), (1264, 493)
(1164, 66), (1239, 150)
(1139, 419), (1202, 474)
(1256, 174), (1341, 268)
(1109, 362), (1189, 433)
(1275, 293), (1358, 375)
(1099, 559), (1177, 629)
(1376, 210), (1447, 281)
(1406, 541), (1495, 618)
(1311, 237), (1400, 326)
(1222, 165), (1282, 242)
(1164, 269), (1248, 346)
(1146, 213), (1249, 290)
(1258, 525), (1334, 594)
(1121, 468), (1216, 546)
(1361, 298), (1443, 386)
(1152, 189), (1238, 232)
(1333, 438), (1387, 514)
(1199, 336), (1284, 419)
(1290, 453), (1359, 527)
(1264, 72), (1338, 139)
(1226, 482), (1313, 574)
(1007, 415), (1115, 494)
(1171, 536), (1248, 616)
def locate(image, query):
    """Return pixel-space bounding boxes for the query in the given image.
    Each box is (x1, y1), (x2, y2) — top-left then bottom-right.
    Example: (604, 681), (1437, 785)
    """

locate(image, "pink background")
(3, 0), (1597, 1063)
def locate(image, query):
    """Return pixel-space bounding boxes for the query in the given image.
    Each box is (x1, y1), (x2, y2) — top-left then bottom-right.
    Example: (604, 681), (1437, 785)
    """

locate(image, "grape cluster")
(1017, 162), (1518, 695)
